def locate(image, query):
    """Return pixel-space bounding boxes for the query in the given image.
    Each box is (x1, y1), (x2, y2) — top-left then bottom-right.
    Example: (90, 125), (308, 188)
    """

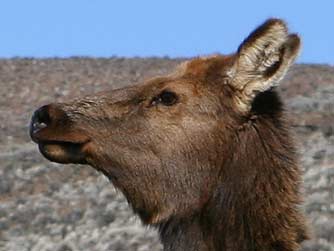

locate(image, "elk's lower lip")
(38, 140), (90, 164)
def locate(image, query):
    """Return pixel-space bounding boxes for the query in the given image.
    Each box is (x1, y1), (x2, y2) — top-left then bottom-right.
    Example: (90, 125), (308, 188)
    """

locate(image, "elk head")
(30, 19), (301, 225)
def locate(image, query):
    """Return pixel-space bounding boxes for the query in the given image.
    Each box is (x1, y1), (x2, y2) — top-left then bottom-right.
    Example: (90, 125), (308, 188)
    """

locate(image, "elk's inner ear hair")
(230, 18), (301, 113)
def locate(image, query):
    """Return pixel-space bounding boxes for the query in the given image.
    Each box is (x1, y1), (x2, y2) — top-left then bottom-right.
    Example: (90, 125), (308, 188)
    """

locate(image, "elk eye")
(152, 90), (178, 106)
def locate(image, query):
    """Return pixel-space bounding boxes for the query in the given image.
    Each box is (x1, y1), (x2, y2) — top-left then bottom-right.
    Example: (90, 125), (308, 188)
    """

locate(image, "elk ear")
(231, 19), (301, 112)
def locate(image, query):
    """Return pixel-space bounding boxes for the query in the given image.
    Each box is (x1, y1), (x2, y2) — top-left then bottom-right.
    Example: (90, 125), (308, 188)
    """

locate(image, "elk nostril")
(30, 105), (52, 136)
(32, 121), (47, 132)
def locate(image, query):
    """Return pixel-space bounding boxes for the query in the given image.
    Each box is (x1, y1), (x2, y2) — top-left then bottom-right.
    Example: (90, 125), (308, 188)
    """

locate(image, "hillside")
(0, 58), (333, 251)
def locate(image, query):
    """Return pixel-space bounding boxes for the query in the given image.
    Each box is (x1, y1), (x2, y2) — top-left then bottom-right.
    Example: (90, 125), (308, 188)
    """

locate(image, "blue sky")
(0, 1), (333, 64)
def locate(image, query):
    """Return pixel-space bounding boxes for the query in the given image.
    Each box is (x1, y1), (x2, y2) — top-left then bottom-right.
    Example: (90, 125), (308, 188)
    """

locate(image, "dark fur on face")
(30, 19), (309, 251)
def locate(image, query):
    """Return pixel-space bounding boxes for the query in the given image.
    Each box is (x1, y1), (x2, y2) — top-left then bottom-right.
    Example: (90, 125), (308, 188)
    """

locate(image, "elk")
(30, 19), (309, 251)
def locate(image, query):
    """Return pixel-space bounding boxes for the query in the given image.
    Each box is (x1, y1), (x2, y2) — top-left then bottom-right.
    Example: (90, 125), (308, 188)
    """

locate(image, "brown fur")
(30, 19), (309, 251)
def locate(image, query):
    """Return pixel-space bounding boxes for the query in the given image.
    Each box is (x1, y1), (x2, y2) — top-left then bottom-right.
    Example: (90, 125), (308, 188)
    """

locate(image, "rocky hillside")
(0, 58), (333, 251)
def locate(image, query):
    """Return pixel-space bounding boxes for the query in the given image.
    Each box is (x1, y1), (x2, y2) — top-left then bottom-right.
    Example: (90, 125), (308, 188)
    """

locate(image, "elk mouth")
(30, 125), (91, 165)
(36, 139), (90, 164)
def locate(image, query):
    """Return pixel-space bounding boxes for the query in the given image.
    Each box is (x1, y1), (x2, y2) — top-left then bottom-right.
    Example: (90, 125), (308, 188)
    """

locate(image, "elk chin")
(38, 141), (89, 164)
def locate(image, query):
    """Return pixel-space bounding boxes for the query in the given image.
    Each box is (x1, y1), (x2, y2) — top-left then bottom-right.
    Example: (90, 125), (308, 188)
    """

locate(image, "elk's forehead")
(175, 55), (234, 79)
(142, 75), (202, 98)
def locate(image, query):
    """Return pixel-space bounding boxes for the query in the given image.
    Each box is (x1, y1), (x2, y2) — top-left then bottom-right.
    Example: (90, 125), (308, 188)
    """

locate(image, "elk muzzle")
(30, 104), (90, 164)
